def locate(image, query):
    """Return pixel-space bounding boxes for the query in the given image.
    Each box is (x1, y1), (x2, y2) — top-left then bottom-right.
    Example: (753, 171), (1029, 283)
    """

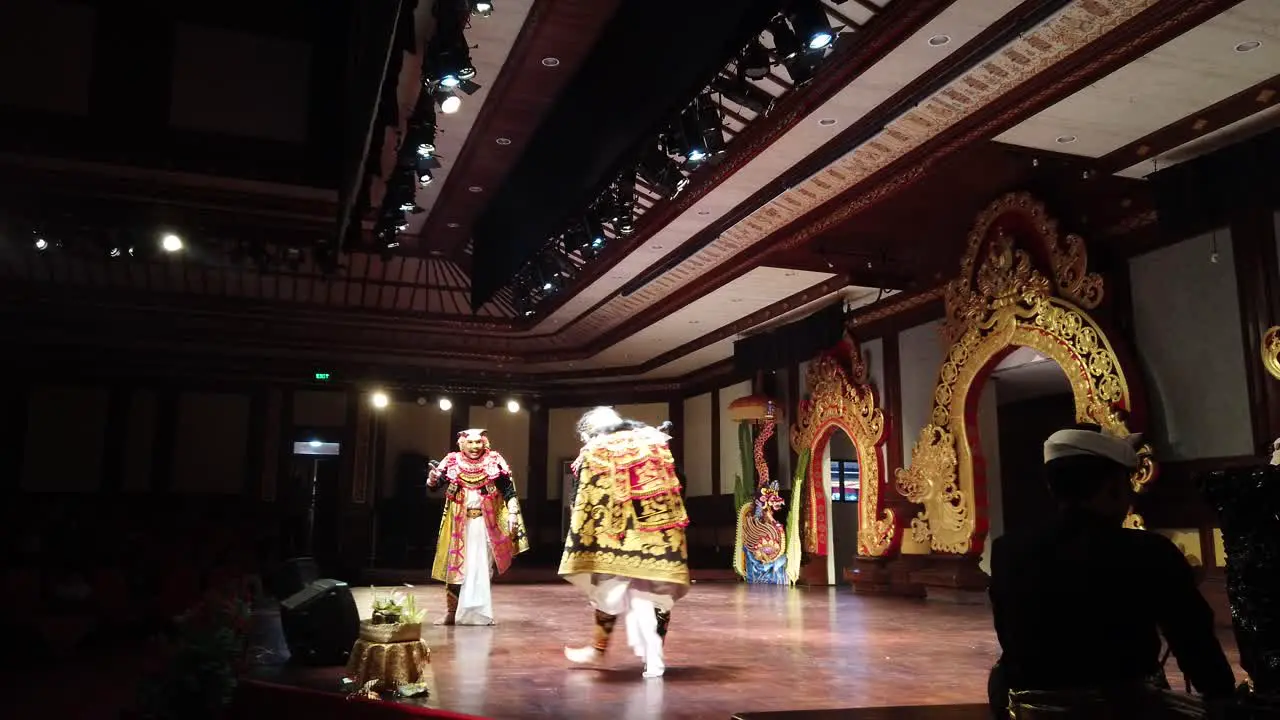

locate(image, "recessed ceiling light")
(1055, 135), (1078, 144)
(495, 137), (512, 146)
(689, 320), (699, 325)
(731, 298), (742, 303)
(1235, 40), (1262, 53)
(446, 222), (461, 228)
(650, 244), (663, 250)
(697, 209), (711, 216)
(784, 271), (796, 276)
(928, 34), (951, 47)
(817, 118), (838, 126)
(542, 57), (560, 67)
(468, 186), (484, 193)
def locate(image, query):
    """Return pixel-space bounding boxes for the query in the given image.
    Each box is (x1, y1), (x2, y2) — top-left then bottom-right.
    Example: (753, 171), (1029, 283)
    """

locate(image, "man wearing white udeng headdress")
(560, 407), (689, 678)
(988, 423), (1234, 717)
(427, 429), (528, 625)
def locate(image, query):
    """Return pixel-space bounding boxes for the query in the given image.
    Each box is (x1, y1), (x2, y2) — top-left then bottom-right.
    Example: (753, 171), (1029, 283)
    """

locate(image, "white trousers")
(593, 577), (663, 670)
(455, 515), (494, 625)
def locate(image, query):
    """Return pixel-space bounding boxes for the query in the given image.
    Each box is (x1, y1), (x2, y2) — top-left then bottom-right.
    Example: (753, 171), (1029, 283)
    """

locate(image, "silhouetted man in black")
(989, 424), (1235, 717)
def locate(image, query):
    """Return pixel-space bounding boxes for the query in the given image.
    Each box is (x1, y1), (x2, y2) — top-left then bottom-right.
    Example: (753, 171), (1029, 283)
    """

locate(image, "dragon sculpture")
(731, 396), (790, 584)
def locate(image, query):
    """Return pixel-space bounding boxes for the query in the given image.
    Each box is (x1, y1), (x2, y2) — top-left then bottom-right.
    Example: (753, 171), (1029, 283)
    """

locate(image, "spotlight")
(417, 143), (434, 158)
(309, 440), (323, 448)
(34, 237), (48, 251)
(439, 94), (462, 114)
(439, 74), (461, 89)
(741, 39), (771, 79)
(789, 1), (834, 51)
(419, 170), (434, 187)
(161, 233), (184, 252)
(769, 16), (802, 60)
(679, 93), (725, 163)
(637, 147), (690, 198)
(371, 391), (390, 409)
(438, 397), (453, 412)
(109, 247), (122, 258)
(713, 71), (773, 114)
(506, 399), (520, 413)
(471, 1), (493, 17)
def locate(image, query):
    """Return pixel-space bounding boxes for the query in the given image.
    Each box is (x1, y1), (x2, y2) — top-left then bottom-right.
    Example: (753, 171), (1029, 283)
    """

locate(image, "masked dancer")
(560, 408), (689, 678)
(427, 429), (528, 625)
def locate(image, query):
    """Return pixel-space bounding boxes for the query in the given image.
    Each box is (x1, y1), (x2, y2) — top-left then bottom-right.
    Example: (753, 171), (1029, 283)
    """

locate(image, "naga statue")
(731, 394), (791, 585)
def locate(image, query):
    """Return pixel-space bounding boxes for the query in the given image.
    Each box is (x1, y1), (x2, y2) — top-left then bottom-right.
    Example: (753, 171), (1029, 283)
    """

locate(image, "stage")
(250, 582), (1237, 720)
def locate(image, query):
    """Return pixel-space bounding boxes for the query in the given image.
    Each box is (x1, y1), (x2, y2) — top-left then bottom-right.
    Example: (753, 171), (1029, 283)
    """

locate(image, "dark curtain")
(733, 302), (844, 374)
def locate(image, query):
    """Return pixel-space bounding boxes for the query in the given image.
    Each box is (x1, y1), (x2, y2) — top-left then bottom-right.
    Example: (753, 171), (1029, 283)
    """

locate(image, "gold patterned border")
(894, 193), (1154, 555)
(790, 338), (897, 557)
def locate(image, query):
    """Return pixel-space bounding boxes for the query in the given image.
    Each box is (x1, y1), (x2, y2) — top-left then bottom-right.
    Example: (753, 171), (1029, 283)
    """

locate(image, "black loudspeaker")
(279, 579), (360, 666)
(270, 557), (319, 600)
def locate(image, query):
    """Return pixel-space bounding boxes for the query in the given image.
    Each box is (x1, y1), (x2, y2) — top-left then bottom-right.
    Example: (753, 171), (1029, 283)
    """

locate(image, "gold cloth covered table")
(344, 622), (432, 697)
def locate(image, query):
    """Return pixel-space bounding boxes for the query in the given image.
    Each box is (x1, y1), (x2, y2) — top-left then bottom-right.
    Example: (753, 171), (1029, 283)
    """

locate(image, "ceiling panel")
(996, 0), (1280, 157)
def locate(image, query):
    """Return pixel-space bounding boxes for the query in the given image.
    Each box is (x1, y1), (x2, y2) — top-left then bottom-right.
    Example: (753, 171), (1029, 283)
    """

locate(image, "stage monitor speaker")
(270, 557), (319, 600)
(280, 579), (359, 666)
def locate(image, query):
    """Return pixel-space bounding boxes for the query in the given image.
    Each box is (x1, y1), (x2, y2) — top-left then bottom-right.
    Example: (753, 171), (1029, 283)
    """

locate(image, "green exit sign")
(314, 372), (331, 381)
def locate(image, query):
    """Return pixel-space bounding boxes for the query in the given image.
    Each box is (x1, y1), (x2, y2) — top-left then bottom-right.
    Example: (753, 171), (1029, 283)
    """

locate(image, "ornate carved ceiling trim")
(524, 0), (1176, 348)
(577, 0), (1244, 347)
(0, 275), (849, 377)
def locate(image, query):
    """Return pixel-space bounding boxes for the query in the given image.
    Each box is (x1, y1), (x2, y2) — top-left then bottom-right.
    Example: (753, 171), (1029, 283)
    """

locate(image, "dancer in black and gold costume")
(560, 407), (689, 678)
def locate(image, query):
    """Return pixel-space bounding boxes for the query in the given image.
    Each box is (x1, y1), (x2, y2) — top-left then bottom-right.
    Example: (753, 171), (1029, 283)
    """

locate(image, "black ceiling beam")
(336, 0), (415, 252)
(469, 0), (788, 309)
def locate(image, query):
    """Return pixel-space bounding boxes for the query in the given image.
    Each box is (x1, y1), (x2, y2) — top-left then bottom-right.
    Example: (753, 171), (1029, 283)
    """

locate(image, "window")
(830, 459), (860, 503)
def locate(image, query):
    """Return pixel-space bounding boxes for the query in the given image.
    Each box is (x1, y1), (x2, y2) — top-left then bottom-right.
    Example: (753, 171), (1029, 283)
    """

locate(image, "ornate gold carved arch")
(895, 193), (1157, 555)
(790, 337), (898, 559)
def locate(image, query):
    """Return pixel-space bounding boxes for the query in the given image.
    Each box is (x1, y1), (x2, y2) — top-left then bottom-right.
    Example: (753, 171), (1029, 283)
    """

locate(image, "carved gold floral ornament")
(790, 339), (897, 557)
(1262, 326), (1280, 381)
(897, 193), (1156, 555)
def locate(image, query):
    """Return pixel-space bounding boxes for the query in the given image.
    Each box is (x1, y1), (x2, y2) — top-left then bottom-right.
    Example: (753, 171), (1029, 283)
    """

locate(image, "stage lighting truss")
(370, 0), (497, 256)
(506, 0), (869, 319)
(0, 199), (350, 280)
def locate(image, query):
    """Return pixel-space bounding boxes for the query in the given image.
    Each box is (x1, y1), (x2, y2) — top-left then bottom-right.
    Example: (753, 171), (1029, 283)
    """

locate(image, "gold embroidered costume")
(559, 426), (690, 590)
(560, 409), (689, 678)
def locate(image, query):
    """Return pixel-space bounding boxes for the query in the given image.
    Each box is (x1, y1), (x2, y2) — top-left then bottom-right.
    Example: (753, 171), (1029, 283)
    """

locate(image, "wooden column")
(100, 385), (131, 493)
(527, 404), (550, 555)
(243, 386), (268, 500)
(150, 387), (179, 492)
(710, 387), (722, 552)
(1231, 205), (1280, 449)
(709, 387), (722, 495)
(0, 387), (29, 493)
(341, 388), (373, 577)
(786, 361), (801, 480)
(854, 331), (926, 598)
(449, 395), (472, 439)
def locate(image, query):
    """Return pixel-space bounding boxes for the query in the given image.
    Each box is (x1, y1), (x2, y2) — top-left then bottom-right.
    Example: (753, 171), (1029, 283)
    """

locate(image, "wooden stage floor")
(252, 582), (1240, 720)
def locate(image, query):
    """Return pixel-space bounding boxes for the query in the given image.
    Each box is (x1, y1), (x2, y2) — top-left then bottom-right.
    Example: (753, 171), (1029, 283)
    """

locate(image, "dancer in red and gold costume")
(427, 429), (528, 626)
(561, 408), (689, 678)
